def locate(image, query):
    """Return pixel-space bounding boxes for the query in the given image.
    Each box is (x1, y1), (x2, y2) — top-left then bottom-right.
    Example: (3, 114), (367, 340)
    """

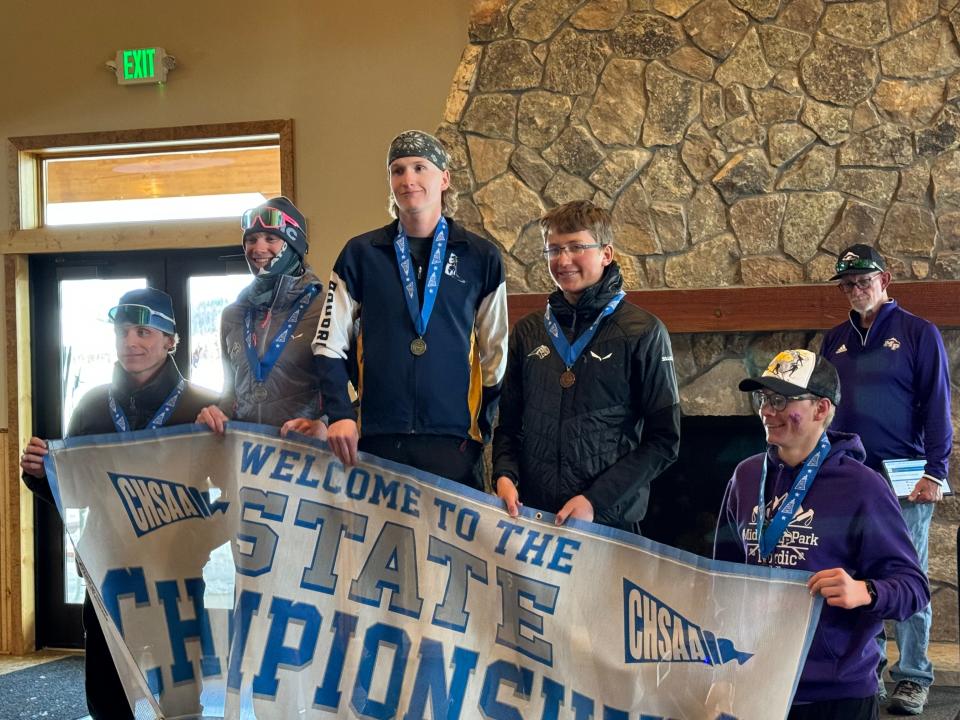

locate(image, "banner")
(46, 423), (821, 720)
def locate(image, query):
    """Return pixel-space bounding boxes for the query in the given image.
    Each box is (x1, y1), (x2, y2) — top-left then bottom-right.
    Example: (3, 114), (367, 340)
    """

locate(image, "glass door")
(30, 248), (249, 647)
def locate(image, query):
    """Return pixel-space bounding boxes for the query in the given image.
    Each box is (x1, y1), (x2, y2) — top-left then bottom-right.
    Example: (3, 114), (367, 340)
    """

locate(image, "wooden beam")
(9, 119), (292, 154)
(1, 220), (236, 255)
(1, 255), (34, 654)
(508, 281), (960, 332)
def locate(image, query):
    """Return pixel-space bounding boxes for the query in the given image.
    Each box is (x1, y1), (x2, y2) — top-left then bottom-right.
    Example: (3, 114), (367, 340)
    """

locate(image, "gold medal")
(559, 370), (576, 388)
(410, 337), (427, 356)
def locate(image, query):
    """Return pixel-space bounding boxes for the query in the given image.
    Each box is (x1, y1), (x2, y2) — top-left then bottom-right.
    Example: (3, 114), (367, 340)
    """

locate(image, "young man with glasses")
(492, 200), (680, 530)
(714, 349), (928, 720)
(20, 288), (219, 719)
(820, 244), (952, 715)
(196, 196), (327, 437)
(312, 131), (508, 489)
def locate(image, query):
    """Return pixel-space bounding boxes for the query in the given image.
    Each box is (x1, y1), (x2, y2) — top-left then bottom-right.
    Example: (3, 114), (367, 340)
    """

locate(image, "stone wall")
(442, 0), (960, 643)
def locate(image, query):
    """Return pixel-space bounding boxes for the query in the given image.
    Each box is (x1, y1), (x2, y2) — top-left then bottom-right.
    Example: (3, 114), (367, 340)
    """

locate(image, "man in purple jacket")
(714, 348), (929, 720)
(821, 244), (952, 715)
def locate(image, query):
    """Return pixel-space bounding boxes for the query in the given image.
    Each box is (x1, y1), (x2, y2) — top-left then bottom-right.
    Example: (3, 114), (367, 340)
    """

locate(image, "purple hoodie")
(714, 430), (929, 703)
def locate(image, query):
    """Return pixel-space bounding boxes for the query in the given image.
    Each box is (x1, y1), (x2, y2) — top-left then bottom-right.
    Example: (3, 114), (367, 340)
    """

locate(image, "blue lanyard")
(109, 379), (185, 433)
(543, 291), (625, 368)
(394, 217), (448, 337)
(756, 433), (830, 560)
(244, 285), (320, 383)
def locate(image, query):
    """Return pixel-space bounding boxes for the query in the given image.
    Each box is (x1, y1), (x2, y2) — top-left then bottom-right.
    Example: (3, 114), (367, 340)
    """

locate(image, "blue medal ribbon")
(394, 218), (448, 337)
(543, 291), (625, 369)
(756, 432), (831, 561)
(244, 284), (320, 384)
(109, 379), (185, 433)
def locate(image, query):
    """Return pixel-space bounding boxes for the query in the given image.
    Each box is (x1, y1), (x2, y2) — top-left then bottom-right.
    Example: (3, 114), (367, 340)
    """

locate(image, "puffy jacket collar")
(548, 262), (624, 330)
(111, 355), (184, 413)
(238, 267), (322, 311)
(371, 217), (470, 246)
(765, 429), (867, 468)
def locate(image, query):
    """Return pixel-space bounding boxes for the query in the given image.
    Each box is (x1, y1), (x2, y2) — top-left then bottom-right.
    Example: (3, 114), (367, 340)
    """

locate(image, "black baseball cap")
(829, 244), (886, 280)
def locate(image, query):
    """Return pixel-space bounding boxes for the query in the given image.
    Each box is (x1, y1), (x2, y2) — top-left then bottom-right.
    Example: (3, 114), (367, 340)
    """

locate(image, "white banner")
(46, 423), (821, 720)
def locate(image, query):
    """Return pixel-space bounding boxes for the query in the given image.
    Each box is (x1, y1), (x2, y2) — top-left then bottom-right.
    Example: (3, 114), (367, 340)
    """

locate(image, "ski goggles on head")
(835, 257), (883, 274)
(240, 207), (301, 232)
(108, 304), (176, 333)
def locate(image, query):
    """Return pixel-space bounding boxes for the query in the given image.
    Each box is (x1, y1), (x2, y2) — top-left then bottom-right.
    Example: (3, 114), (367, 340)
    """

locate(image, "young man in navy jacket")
(312, 130), (508, 489)
(714, 348), (929, 720)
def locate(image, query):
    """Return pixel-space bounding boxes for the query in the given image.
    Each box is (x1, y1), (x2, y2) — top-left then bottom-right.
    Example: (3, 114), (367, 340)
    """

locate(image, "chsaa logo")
(623, 579), (753, 666)
(109, 472), (228, 538)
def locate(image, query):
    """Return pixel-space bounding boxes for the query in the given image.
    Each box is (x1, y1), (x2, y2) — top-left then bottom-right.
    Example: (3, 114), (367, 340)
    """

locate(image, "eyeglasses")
(837, 273), (880, 293)
(542, 243), (602, 259)
(750, 390), (817, 412)
(108, 304), (175, 327)
(240, 207), (302, 232)
(835, 257), (882, 274)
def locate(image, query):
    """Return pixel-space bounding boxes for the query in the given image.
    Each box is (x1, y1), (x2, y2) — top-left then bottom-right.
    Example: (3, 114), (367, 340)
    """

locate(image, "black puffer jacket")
(492, 264), (681, 529)
(23, 356), (218, 504)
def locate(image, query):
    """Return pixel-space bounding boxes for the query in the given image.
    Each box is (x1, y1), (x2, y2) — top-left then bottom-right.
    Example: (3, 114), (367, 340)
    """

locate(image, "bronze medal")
(410, 337), (427, 356)
(559, 370), (576, 388)
(252, 383), (268, 402)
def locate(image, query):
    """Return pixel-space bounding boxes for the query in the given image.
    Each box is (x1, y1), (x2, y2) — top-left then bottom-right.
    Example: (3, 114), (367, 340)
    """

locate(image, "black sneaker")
(888, 680), (929, 715)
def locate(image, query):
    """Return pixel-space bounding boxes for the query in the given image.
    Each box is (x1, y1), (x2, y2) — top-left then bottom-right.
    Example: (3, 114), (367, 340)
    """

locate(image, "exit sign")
(109, 47), (174, 85)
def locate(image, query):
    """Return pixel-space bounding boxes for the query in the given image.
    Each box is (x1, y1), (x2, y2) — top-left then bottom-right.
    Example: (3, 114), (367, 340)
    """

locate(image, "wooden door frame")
(1, 120), (293, 654)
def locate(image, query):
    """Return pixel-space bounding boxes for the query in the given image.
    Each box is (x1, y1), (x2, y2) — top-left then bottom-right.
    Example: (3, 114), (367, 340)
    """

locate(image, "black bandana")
(387, 130), (448, 170)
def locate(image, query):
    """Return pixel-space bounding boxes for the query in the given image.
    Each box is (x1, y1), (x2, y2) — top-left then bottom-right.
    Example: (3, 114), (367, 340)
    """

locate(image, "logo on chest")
(528, 345), (550, 360)
(883, 337), (901, 351)
(444, 252), (466, 284)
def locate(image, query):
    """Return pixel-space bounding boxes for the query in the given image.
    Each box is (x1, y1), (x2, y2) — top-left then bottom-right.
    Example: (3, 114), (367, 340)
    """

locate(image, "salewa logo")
(109, 472), (228, 538)
(590, 350), (612, 361)
(884, 337), (901, 351)
(528, 345), (550, 359)
(835, 344), (847, 354)
(623, 579), (753, 666)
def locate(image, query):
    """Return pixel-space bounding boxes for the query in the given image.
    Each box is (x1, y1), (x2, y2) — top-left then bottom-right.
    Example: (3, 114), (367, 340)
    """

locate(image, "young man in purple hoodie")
(714, 348), (929, 720)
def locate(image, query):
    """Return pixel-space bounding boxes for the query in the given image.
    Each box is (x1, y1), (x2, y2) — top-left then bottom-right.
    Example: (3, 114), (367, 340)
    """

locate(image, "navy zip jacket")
(714, 431), (929, 703)
(312, 218), (508, 443)
(821, 299), (952, 479)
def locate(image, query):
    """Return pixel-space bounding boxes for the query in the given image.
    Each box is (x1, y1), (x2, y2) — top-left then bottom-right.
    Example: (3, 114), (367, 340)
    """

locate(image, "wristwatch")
(864, 580), (878, 608)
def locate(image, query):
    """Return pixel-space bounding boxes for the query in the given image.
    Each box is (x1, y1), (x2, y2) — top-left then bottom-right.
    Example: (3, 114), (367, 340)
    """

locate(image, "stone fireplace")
(445, 0), (960, 645)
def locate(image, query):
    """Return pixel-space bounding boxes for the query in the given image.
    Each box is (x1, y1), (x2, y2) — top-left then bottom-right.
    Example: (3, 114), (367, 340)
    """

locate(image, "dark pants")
(359, 434), (484, 490)
(788, 695), (878, 720)
(83, 593), (134, 719)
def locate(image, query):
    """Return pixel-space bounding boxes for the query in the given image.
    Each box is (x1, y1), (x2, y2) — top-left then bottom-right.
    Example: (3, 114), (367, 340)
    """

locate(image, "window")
(10, 119), (294, 240)
(43, 143), (280, 226)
